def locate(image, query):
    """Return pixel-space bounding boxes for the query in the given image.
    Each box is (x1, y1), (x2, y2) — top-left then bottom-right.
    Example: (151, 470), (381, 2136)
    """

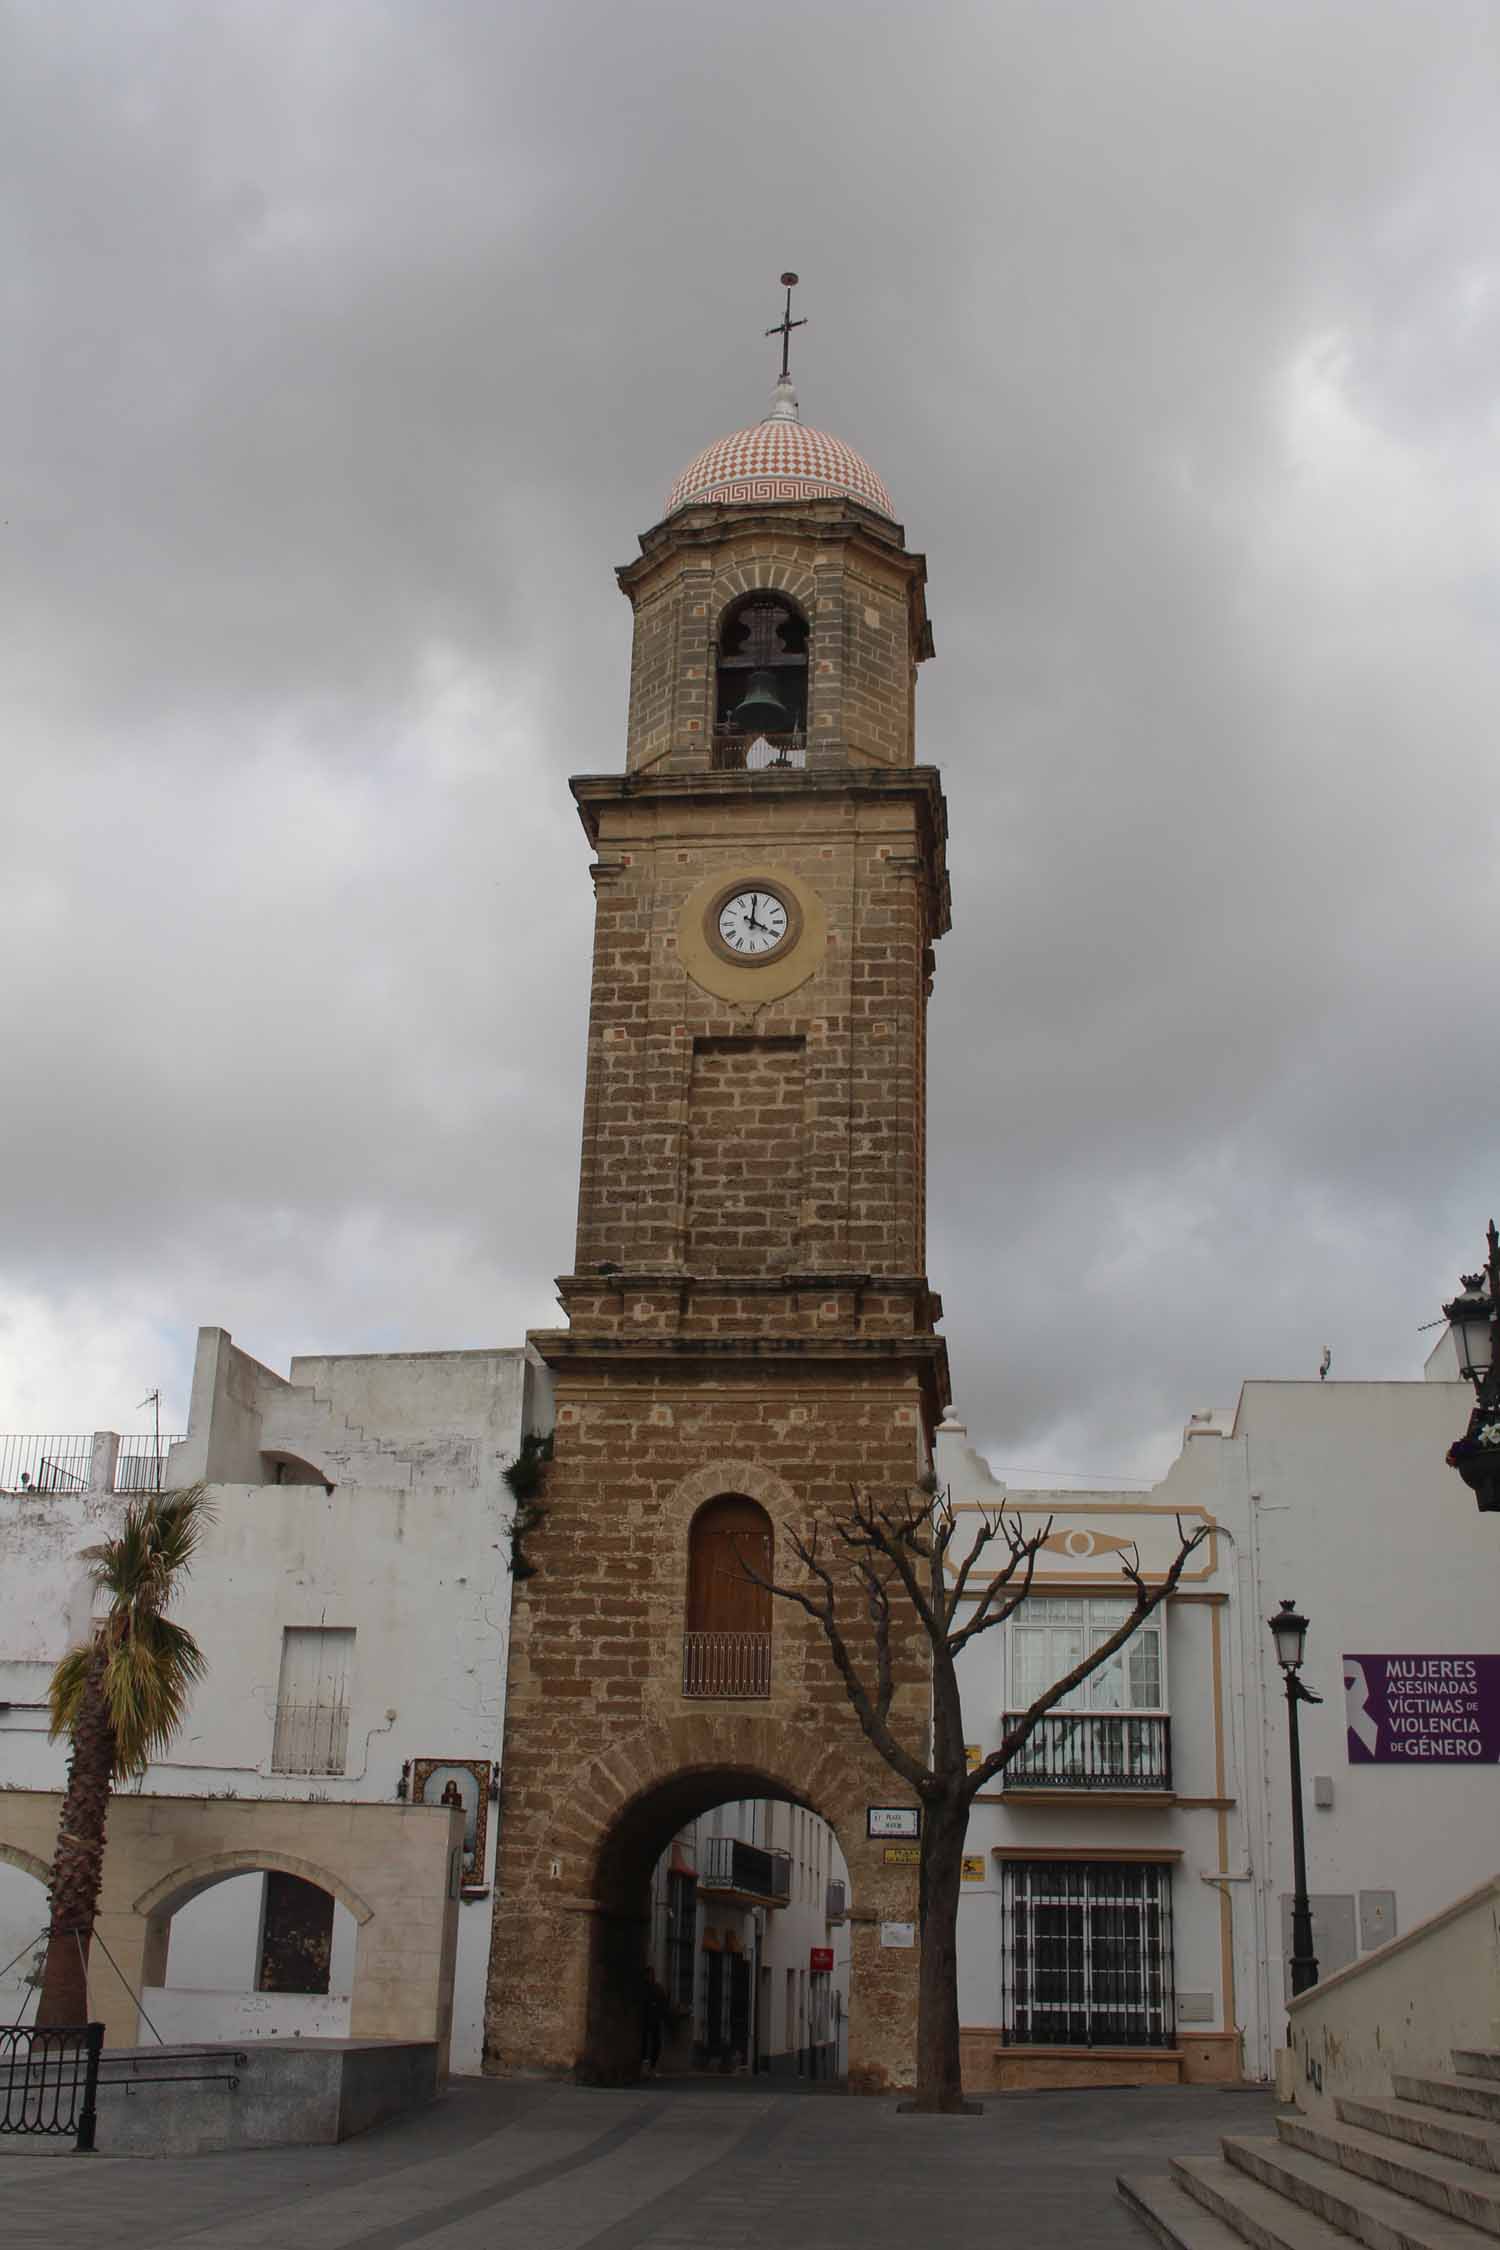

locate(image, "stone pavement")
(0, 2075), (1277, 2249)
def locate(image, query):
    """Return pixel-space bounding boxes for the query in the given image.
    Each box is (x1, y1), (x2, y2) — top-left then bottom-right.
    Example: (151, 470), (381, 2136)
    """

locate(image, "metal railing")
(114, 1437), (182, 1492)
(0, 1435), (93, 1494)
(825, 1880), (848, 1923)
(96, 2045), (247, 2093)
(1, 2023), (103, 2149)
(270, 1700), (350, 1775)
(682, 1631), (771, 1699)
(699, 1836), (791, 1906)
(1000, 1712), (1172, 1792)
(0, 1433), (186, 1497)
(711, 730), (808, 771)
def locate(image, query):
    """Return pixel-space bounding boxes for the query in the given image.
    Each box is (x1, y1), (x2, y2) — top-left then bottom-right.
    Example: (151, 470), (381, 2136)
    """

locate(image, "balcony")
(0, 1432), (186, 1497)
(999, 1712), (1172, 1797)
(682, 1631), (771, 1699)
(710, 729), (808, 771)
(698, 1836), (791, 1908)
(825, 1880), (848, 1924)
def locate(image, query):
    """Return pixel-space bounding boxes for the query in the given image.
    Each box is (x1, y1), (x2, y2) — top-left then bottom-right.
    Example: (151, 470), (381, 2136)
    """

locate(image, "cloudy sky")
(4, 0), (1499, 1484)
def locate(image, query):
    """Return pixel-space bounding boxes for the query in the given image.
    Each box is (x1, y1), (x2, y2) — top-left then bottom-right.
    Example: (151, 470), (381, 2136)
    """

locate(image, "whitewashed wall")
(0, 1327), (550, 2072)
(939, 1360), (1498, 2087)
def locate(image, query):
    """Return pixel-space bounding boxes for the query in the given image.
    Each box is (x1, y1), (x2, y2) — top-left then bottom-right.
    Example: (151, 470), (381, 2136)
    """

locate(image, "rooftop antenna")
(766, 271), (806, 382)
(139, 1388), (162, 1491)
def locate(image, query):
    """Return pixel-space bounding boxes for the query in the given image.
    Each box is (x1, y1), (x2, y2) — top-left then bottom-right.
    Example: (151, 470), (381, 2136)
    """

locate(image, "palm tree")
(35, 1487), (213, 2029)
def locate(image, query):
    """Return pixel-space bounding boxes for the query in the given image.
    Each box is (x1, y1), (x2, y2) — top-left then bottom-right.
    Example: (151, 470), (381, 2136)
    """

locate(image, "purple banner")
(1344, 1654), (1500, 1764)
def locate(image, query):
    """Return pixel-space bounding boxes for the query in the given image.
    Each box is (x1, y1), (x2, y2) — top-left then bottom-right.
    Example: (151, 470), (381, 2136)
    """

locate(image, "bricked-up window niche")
(714, 595), (808, 761)
(685, 1035), (805, 1275)
(683, 1495), (773, 1698)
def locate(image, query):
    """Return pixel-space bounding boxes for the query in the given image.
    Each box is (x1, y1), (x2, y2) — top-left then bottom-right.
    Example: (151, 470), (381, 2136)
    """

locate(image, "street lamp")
(1269, 1599), (1321, 1998)
(1443, 1223), (1500, 1512)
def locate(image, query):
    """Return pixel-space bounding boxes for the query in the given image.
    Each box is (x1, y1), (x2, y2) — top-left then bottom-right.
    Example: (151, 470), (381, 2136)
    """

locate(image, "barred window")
(1002, 1860), (1175, 2048)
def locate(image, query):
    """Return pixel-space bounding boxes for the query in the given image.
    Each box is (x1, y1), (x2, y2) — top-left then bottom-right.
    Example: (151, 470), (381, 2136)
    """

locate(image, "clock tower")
(486, 301), (951, 2091)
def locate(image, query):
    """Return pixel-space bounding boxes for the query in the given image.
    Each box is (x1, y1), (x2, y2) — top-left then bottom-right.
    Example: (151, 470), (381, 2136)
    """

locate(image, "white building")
(938, 1341), (1493, 2092)
(0, 1325), (550, 2074)
(644, 1798), (851, 2079)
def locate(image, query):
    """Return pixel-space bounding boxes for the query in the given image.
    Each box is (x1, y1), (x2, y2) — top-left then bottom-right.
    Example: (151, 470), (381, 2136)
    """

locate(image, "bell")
(728, 669), (792, 734)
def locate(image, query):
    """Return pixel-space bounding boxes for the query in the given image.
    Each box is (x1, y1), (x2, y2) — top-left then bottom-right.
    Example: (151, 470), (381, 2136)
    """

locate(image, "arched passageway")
(138, 1865), (360, 2045)
(584, 1767), (850, 2085)
(487, 1714), (917, 2092)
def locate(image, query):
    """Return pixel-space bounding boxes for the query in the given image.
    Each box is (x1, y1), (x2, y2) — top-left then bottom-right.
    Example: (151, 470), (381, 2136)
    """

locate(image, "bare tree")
(746, 1485), (1208, 2112)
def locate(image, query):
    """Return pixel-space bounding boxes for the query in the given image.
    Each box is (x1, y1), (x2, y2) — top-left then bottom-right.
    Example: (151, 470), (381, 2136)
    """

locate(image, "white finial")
(764, 375), (800, 425)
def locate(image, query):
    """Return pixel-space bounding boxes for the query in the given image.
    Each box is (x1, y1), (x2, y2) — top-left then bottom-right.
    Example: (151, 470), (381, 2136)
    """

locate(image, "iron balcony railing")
(710, 729), (808, 771)
(825, 1880), (848, 1924)
(682, 1631), (771, 1699)
(0, 1433), (186, 1496)
(1000, 1712), (1172, 1793)
(0, 1435), (93, 1494)
(1, 2024), (103, 2150)
(699, 1835), (791, 1907)
(114, 1436), (179, 1491)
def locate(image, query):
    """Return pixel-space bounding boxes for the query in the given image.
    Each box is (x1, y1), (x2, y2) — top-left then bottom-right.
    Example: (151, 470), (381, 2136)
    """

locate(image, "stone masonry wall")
(485, 1362), (931, 2090)
(618, 507), (925, 775)
(572, 785), (935, 1291)
(685, 1037), (806, 1273)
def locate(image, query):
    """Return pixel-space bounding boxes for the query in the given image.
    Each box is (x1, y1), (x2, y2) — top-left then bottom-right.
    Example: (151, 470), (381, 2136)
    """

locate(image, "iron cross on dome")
(765, 271), (806, 381)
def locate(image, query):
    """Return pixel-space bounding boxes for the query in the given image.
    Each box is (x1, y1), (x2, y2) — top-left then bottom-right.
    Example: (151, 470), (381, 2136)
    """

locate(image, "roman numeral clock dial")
(716, 889), (788, 957)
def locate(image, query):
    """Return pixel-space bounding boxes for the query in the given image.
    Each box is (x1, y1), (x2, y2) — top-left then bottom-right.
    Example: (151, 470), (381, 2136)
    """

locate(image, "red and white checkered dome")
(666, 387), (894, 520)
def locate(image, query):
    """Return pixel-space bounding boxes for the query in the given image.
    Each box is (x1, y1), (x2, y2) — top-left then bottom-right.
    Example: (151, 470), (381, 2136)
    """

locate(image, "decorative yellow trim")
(676, 862), (828, 1005)
(990, 1845), (1183, 1863)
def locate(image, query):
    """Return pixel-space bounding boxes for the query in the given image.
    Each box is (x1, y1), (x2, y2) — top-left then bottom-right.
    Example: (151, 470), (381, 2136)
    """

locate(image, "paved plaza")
(0, 2074), (1277, 2249)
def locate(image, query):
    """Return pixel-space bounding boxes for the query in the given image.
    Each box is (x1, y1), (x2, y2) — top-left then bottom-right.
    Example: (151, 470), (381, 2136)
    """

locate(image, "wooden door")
(686, 1497), (772, 1635)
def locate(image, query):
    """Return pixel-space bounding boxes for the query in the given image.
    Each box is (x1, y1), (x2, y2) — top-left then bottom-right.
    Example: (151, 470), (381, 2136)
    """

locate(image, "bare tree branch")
(739, 1524), (931, 1795)
(965, 1515), (1210, 1800)
(947, 1511), (1054, 1653)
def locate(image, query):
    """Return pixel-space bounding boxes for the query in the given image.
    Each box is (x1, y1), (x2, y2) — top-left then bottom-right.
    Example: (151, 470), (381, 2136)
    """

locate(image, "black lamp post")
(1269, 1599), (1321, 1997)
(1443, 1223), (1500, 1512)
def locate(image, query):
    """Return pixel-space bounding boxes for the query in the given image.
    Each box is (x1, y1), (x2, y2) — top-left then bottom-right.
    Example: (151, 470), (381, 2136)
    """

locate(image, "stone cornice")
(569, 764), (952, 939)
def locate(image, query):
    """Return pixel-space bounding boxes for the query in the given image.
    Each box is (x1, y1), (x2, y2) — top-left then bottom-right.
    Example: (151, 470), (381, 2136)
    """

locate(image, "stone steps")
(1337, 2096), (1500, 2174)
(1224, 2134), (1499, 2246)
(1120, 2046), (1500, 2250)
(1395, 2076), (1500, 2125)
(1278, 2114), (1500, 2234)
(1119, 2169), (1294, 2250)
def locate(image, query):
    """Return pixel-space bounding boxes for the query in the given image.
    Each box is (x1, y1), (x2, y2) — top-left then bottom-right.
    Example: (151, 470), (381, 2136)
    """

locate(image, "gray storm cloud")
(3, 0), (1498, 1475)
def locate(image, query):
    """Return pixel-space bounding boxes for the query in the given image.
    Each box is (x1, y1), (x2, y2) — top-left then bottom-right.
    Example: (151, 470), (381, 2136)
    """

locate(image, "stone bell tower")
(486, 295), (952, 2091)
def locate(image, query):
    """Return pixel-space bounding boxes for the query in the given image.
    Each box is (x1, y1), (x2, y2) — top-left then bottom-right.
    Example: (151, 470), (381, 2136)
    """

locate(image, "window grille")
(1001, 1860), (1175, 2048)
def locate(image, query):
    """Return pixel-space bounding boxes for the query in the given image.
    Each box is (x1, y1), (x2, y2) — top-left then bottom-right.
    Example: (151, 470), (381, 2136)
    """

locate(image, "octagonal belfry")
(484, 363), (952, 2090)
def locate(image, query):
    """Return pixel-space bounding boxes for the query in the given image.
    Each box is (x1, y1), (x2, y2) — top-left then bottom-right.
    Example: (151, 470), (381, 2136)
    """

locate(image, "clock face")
(715, 887), (790, 958)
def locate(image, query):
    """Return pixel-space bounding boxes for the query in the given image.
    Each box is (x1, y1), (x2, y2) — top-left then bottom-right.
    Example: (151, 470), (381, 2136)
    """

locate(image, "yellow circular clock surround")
(676, 865), (829, 1004)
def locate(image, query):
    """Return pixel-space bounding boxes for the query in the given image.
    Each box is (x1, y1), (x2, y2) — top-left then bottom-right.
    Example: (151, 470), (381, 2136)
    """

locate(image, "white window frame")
(1007, 1594), (1167, 1718)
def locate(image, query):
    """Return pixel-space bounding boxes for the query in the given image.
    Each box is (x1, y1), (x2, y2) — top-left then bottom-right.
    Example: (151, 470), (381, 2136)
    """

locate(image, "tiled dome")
(665, 380), (894, 520)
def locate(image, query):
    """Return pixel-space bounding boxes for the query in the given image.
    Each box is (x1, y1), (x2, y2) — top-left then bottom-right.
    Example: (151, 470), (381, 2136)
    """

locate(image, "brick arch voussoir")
(711, 566), (818, 629)
(132, 1849), (375, 1927)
